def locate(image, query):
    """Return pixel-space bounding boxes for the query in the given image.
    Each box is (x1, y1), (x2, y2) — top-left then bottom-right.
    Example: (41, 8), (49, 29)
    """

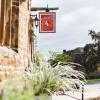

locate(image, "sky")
(31, 0), (100, 56)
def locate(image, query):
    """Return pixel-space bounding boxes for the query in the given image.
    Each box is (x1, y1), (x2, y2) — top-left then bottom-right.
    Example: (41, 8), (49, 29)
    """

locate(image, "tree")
(89, 30), (100, 53)
(48, 51), (71, 66)
(83, 30), (100, 73)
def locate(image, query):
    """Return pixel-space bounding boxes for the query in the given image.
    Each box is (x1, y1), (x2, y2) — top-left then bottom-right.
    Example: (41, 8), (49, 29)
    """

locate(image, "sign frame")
(39, 12), (56, 33)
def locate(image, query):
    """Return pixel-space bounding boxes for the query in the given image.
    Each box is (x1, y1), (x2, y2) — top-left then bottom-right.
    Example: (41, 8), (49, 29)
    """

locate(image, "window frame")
(0, 0), (19, 52)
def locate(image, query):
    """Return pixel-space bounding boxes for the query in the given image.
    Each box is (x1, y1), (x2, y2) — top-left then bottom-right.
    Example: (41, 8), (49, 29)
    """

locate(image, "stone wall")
(0, 46), (23, 81)
(0, 1), (31, 81)
(18, 2), (30, 68)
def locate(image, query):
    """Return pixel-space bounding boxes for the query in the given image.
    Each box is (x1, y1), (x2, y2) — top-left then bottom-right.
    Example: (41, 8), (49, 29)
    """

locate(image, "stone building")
(0, 0), (35, 81)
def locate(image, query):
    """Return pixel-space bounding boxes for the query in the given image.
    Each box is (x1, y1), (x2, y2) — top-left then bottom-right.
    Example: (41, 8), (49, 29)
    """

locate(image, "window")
(0, 0), (19, 52)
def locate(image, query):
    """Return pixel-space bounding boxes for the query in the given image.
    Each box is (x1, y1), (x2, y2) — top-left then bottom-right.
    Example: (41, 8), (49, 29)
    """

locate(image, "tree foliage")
(83, 30), (100, 73)
(48, 51), (71, 66)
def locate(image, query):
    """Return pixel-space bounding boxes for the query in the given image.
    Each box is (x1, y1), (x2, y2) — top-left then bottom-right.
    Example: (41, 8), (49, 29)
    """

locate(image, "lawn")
(86, 78), (100, 84)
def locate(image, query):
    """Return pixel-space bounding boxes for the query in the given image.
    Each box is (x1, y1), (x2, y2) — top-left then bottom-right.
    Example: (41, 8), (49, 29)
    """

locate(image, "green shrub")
(0, 52), (86, 99)
(0, 79), (34, 100)
(25, 52), (86, 95)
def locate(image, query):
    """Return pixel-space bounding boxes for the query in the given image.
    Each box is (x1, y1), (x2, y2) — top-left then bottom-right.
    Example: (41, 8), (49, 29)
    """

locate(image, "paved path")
(52, 82), (100, 100)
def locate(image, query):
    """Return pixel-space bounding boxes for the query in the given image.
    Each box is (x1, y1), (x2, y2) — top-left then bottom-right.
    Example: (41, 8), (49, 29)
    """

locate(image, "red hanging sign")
(39, 12), (56, 33)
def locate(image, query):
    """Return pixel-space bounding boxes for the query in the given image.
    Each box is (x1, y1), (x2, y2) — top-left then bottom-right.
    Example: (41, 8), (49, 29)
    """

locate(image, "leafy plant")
(0, 79), (34, 100)
(25, 52), (86, 95)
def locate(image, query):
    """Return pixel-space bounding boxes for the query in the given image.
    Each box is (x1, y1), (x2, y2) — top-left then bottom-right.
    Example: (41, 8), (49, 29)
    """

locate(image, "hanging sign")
(39, 12), (56, 33)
